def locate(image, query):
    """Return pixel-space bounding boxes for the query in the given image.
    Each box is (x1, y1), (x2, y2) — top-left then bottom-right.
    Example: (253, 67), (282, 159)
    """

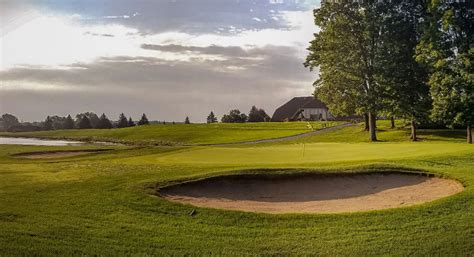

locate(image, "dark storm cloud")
(0, 45), (316, 121)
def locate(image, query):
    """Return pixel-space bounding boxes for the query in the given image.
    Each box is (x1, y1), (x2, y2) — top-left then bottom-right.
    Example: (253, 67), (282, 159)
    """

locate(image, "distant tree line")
(204, 106), (270, 124)
(0, 112), (150, 132)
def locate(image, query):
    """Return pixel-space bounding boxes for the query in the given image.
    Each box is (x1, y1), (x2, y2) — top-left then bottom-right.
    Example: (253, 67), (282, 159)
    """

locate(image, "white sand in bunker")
(14, 150), (110, 159)
(160, 173), (464, 214)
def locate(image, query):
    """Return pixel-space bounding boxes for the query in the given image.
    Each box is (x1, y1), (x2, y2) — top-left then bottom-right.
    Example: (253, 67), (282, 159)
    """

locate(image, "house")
(271, 96), (334, 121)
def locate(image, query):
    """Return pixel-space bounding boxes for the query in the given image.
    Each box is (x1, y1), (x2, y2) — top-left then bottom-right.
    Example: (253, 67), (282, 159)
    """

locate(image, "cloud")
(2, 0), (316, 35)
(0, 45), (316, 121)
(140, 44), (250, 58)
(0, 0), (320, 121)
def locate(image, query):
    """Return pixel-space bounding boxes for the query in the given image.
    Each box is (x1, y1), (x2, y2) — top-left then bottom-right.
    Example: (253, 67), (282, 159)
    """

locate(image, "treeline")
(206, 106), (270, 123)
(0, 112), (150, 132)
(305, 0), (473, 143)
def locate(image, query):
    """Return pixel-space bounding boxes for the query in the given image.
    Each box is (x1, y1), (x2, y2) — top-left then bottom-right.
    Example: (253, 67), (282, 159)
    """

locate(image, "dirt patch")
(160, 172), (463, 214)
(13, 149), (111, 159)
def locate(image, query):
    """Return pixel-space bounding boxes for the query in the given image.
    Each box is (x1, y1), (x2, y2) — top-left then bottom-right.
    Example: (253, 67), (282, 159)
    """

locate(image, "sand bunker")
(160, 173), (463, 214)
(13, 149), (111, 159)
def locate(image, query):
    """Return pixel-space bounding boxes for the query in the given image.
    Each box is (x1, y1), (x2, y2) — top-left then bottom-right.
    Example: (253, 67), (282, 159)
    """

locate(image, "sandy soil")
(14, 150), (110, 159)
(160, 173), (463, 214)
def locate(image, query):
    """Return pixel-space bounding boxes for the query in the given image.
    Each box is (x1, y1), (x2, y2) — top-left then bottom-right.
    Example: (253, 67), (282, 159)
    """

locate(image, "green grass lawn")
(0, 121), (342, 146)
(263, 120), (468, 144)
(0, 122), (473, 255)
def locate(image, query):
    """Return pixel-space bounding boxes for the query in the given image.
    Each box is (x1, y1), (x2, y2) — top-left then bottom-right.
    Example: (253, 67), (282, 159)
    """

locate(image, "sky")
(0, 0), (320, 122)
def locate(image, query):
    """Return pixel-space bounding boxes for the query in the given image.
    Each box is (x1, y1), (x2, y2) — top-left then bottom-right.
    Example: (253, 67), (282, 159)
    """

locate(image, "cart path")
(202, 123), (355, 146)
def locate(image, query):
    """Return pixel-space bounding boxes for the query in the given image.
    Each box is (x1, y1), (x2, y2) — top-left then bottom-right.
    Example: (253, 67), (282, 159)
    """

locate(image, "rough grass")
(0, 121), (342, 146)
(0, 122), (473, 255)
(263, 120), (467, 144)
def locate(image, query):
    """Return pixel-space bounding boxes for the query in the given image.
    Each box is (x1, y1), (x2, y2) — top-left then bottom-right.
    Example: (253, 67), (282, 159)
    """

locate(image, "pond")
(0, 137), (83, 146)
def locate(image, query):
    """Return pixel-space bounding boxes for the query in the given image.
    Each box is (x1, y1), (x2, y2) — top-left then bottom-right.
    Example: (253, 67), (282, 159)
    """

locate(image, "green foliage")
(247, 106), (270, 122)
(416, 0), (473, 128)
(75, 112), (100, 128)
(137, 114), (149, 126)
(0, 113), (20, 131)
(63, 115), (75, 130)
(43, 116), (54, 131)
(96, 114), (113, 129)
(377, 1), (431, 124)
(117, 113), (128, 128)
(128, 117), (135, 127)
(305, 1), (386, 116)
(221, 109), (247, 123)
(305, 1), (403, 141)
(77, 116), (92, 129)
(207, 111), (218, 124)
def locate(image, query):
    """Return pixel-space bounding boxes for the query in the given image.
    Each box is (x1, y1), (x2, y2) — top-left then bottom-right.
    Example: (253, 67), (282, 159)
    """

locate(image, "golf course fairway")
(0, 122), (473, 255)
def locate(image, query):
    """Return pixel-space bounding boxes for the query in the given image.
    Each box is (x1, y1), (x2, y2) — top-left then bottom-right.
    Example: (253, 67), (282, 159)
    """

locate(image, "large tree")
(378, 0), (431, 141)
(416, 0), (473, 143)
(247, 106), (270, 122)
(96, 114), (113, 129)
(117, 113), (129, 128)
(0, 113), (20, 131)
(63, 115), (75, 129)
(207, 111), (218, 123)
(221, 109), (247, 123)
(43, 116), (54, 131)
(76, 112), (100, 129)
(77, 116), (92, 129)
(305, 0), (390, 141)
(128, 117), (135, 127)
(137, 114), (149, 125)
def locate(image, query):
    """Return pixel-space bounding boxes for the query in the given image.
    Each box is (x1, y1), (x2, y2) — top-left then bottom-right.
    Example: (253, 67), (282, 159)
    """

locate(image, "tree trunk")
(369, 112), (377, 141)
(411, 119), (417, 142)
(364, 113), (369, 131)
(390, 116), (395, 129)
(468, 123), (472, 144)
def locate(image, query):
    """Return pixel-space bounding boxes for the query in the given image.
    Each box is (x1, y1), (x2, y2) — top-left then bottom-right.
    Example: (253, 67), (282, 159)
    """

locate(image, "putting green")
(151, 142), (473, 166)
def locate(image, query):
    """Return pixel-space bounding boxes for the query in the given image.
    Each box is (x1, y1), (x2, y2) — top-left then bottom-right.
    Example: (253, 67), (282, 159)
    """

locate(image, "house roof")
(271, 96), (328, 121)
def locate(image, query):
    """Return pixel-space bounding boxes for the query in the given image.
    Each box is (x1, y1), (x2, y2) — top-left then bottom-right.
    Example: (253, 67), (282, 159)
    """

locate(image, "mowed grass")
(0, 121), (342, 145)
(0, 122), (473, 255)
(265, 120), (468, 144)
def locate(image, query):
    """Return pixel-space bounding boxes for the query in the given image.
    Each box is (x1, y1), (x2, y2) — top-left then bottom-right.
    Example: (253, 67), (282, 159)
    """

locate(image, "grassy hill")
(0, 121), (342, 145)
(0, 122), (473, 255)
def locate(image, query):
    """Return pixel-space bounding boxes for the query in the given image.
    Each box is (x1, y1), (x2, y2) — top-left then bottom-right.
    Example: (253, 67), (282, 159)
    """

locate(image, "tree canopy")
(0, 113), (20, 131)
(304, 0), (462, 142)
(43, 116), (54, 131)
(416, 0), (473, 143)
(117, 113), (129, 128)
(128, 117), (135, 127)
(96, 114), (113, 129)
(221, 109), (247, 123)
(305, 0), (391, 141)
(77, 116), (92, 129)
(248, 106), (270, 122)
(207, 111), (218, 123)
(137, 114), (149, 125)
(64, 115), (75, 129)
